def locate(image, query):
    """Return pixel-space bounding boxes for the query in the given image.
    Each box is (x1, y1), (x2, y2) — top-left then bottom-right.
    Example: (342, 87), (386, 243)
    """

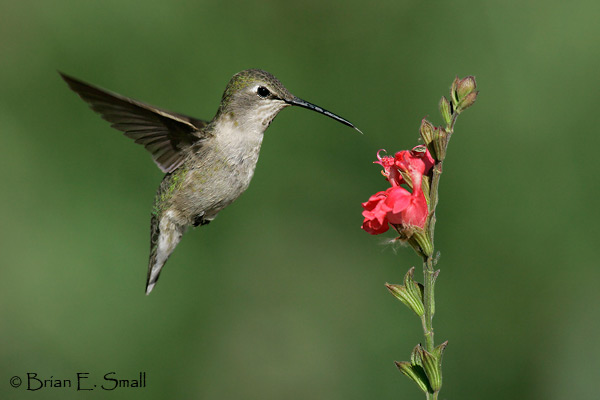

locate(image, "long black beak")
(285, 97), (362, 134)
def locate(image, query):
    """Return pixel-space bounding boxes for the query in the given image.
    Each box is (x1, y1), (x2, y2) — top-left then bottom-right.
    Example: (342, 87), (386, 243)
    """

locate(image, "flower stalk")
(361, 76), (478, 399)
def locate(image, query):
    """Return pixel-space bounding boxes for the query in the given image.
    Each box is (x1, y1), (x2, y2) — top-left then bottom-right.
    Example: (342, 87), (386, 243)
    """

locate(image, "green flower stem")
(390, 76), (477, 400)
(420, 116), (454, 400)
(422, 257), (436, 352)
(423, 158), (444, 353)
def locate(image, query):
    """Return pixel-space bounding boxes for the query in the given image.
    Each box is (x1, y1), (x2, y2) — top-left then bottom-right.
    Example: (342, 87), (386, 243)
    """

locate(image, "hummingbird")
(60, 69), (361, 294)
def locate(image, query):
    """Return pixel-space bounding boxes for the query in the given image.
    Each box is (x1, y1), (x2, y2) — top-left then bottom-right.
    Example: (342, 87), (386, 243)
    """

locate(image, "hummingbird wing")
(60, 72), (210, 173)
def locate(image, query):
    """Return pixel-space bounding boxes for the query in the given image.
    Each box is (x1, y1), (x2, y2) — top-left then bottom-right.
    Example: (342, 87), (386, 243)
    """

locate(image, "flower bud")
(439, 96), (452, 128)
(456, 91), (478, 113)
(457, 76), (476, 100)
(433, 128), (450, 161)
(419, 118), (435, 146)
(450, 76), (460, 105)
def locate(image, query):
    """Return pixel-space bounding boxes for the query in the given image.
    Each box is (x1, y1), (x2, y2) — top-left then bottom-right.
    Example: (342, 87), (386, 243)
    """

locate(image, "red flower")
(361, 185), (429, 235)
(385, 186), (428, 229)
(395, 146), (435, 177)
(375, 149), (403, 186)
(361, 191), (391, 235)
(361, 146), (433, 235)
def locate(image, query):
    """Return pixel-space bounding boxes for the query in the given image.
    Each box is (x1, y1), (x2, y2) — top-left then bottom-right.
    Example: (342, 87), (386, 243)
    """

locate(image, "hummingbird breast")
(164, 120), (265, 226)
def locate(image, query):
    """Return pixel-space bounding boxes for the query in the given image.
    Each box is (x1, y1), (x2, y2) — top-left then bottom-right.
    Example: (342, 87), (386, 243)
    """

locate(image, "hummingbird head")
(216, 69), (361, 133)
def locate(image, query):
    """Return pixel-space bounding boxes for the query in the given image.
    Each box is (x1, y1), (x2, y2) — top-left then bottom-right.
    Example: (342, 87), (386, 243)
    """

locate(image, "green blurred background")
(2, 0), (599, 399)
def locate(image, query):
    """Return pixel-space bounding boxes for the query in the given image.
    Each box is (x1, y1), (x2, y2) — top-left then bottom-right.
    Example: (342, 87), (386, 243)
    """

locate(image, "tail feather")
(146, 211), (185, 295)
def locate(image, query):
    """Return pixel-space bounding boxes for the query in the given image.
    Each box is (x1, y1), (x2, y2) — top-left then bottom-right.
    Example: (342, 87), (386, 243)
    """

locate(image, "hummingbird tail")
(146, 212), (186, 295)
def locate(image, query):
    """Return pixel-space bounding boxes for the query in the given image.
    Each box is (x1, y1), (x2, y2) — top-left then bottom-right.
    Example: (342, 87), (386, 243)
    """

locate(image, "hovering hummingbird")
(60, 69), (361, 294)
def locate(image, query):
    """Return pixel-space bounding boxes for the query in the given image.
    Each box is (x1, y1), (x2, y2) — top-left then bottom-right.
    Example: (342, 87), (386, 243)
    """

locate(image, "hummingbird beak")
(285, 97), (363, 134)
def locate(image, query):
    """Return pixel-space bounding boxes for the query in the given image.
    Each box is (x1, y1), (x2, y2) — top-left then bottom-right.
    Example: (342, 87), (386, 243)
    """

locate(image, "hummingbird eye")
(256, 86), (270, 98)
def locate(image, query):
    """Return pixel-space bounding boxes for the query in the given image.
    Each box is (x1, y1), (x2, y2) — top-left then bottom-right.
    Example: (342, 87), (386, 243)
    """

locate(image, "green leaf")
(385, 268), (425, 317)
(408, 228), (434, 258)
(404, 267), (423, 303)
(395, 361), (432, 394)
(385, 283), (424, 317)
(420, 348), (442, 392)
(433, 340), (448, 361)
(410, 344), (424, 367)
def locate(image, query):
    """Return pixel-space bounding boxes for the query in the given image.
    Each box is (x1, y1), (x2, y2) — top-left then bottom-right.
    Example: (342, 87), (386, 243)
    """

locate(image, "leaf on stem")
(420, 347), (442, 392)
(385, 267), (425, 317)
(439, 96), (452, 128)
(395, 361), (432, 394)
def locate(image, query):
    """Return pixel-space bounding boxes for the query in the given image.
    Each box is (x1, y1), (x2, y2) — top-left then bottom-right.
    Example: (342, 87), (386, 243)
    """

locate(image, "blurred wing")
(60, 72), (210, 173)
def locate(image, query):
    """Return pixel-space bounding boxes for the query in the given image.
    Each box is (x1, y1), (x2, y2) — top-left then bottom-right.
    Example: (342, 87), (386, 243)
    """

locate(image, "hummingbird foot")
(193, 214), (211, 227)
